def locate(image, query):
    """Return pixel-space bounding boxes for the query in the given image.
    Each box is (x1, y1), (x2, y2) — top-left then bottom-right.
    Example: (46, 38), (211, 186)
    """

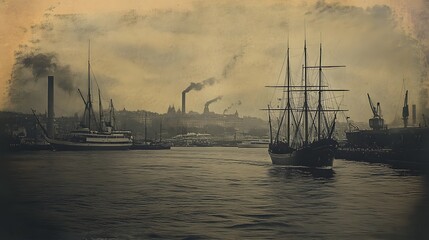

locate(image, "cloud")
(6, 46), (81, 114)
(1, 1), (428, 123)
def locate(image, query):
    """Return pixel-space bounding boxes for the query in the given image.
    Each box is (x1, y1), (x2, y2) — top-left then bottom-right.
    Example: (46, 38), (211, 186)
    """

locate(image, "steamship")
(33, 43), (133, 151)
(265, 39), (347, 168)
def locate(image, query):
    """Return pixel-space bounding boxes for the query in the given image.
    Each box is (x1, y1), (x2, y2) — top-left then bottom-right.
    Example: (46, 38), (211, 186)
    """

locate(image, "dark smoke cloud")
(183, 77), (216, 93)
(205, 96), (222, 107)
(22, 53), (56, 80)
(4, 1), (426, 121)
(119, 9), (147, 26)
(16, 52), (76, 93)
(223, 100), (241, 114)
(409, 1), (429, 112)
(7, 49), (79, 113)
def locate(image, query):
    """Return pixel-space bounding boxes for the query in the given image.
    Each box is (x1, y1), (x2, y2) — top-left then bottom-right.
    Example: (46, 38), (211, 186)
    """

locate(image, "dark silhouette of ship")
(337, 91), (429, 169)
(265, 38), (347, 169)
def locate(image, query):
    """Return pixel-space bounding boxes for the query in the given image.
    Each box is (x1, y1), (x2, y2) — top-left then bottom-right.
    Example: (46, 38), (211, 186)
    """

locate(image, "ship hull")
(269, 139), (336, 168)
(336, 147), (429, 170)
(343, 127), (429, 169)
(47, 138), (132, 151)
(238, 143), (268, 148)
(346, 127), (429, 149)
(130, 143), (171, 150)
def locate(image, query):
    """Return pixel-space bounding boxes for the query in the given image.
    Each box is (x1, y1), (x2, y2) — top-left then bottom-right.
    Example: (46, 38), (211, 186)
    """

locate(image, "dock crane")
(402, 90), (409, 128)
(367, 93), (385, 130)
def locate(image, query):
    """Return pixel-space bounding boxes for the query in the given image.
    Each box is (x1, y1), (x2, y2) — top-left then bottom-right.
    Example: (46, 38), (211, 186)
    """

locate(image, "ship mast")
(144, 112), (148, 142)
(160, 118), (163, 142)
(318, 43), (322, 141)
(98, 88), (103, 131)
(304, 38), (309, 144)
(87, 40), (92, 130)
(268, 105), (273, 144)
(274, 40), (292, 144)
(109, 99), (116, 129)
(286, 40), (291, 144)
(402, 90), (409, 128)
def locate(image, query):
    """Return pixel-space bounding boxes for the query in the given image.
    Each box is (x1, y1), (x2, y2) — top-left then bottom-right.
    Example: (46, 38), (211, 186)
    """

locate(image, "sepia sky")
(1, 0), (429, 123)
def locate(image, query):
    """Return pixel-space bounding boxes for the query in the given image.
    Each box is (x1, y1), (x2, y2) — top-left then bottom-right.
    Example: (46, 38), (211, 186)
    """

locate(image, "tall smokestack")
(182, 91), (186, 115)
(204, 96), (222, 114)
(412, 104), (417, 126)
(47, 76), (54, 138)
(181, 78), (216, 115)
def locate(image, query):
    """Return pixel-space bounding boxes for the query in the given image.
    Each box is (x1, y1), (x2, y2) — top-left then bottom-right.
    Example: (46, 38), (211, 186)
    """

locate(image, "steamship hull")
(46, 138), (132, 151)
(336, 147), (429, 168)
(339, 127), (429, 169)
(269, 139), (336, 169)
(345, 127), (429, 149)
(130, 142), (171, 150)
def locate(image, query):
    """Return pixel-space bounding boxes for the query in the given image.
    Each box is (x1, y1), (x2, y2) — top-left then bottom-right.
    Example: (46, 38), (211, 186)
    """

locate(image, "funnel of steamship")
(40, 44), (133, 150)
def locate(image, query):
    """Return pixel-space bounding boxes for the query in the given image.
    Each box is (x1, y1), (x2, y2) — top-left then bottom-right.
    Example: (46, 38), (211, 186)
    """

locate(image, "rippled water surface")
(1, 147), (428, 239)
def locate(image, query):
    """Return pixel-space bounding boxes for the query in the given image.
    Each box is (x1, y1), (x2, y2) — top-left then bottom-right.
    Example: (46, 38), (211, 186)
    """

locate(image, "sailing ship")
(131, 113), (171, 150)
(33, 42), (133, 150)
(266, 38), (347, 168)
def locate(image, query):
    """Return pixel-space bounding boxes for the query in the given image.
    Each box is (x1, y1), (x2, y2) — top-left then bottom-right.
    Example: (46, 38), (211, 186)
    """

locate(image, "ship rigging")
(33, 41), (133, 150)
(264, 37), (348, 168)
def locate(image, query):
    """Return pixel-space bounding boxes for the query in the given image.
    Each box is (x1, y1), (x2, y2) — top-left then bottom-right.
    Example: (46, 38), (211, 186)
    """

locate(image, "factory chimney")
(412, 104), (416, 126)
(47, 76), (55, 138)
(182, 91), (186, 115)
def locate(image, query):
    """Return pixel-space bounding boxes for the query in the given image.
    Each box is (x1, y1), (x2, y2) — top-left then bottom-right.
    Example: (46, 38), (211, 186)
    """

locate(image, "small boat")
(265, 37), (347, 168)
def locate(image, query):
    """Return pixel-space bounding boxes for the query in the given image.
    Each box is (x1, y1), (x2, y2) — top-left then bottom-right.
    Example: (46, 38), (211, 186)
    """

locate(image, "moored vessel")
(338, 91), (429, 169)
(265, 37), (347, 168)
(33, 42), (133, 150)
(130, 114), (171, 150)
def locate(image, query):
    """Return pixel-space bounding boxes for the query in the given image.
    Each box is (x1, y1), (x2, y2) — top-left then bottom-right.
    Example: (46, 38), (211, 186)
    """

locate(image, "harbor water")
(1, 147), (428, 239)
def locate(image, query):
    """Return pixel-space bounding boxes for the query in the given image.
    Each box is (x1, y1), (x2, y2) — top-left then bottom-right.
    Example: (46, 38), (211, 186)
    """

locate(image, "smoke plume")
(2, 1), (429, 121)
(182, 77), (216, 94)
(406, 1), (429, 113)
(205, 96), (222, 107)
(222, 47), (245, 79)
(7, 49), (78, 113)
(223, 100), (242, 114)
